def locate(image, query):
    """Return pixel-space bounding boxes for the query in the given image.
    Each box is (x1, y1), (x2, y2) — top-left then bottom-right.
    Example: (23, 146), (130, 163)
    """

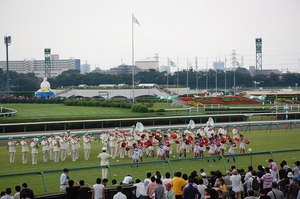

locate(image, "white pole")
(224, 55), (227, 95)
(177, 58), (179, 94)
(132, 14), (135, 103)
(187, 58), (188, 97)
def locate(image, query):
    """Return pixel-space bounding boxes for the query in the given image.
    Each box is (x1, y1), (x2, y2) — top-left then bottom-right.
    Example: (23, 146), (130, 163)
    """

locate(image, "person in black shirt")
(77, 180), (93, 199)
(209, 171), (217, 188)
(20, 183), (35, 199)
(183, 179), (201, 199)
(66, 180), (80, 199)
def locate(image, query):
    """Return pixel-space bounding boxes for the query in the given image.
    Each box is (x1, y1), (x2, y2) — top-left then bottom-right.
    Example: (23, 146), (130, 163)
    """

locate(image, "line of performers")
(100, 124), (251, 163)
(7, 131), (95, 164)
(7, 124), (251, 164)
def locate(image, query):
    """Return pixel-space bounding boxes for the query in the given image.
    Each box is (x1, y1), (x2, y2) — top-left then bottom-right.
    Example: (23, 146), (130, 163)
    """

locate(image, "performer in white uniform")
(97, 147), (113, 179)
(41, 136), (49, 162)
(20, 137), (29, 164)
(8, 137), (17, 163)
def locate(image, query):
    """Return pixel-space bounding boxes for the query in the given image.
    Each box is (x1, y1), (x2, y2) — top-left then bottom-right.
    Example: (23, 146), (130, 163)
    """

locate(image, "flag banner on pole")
(132, 14), (140, 26)
(168, 58), (176, 67)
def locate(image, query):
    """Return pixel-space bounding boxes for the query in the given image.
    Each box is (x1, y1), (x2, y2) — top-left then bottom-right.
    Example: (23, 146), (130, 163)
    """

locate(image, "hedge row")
(0, 98), (64, 104)
(63, 99), (159, 114)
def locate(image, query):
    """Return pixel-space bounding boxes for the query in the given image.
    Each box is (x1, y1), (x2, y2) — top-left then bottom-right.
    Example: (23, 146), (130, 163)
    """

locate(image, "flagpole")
(177, 58), (179, 95)
(132, 14), (135, 103)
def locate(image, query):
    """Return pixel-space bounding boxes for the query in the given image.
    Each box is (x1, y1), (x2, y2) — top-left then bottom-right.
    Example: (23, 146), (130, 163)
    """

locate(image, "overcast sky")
(1, 0), (299, 72)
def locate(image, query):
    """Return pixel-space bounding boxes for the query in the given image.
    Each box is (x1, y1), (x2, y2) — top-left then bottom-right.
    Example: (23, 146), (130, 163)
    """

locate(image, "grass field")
(0, 103), (181, 118)
(0, 129), (299, 196)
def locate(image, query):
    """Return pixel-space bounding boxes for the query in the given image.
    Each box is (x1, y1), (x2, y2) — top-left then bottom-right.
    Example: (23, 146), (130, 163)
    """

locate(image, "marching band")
(7, 121), (250, 164)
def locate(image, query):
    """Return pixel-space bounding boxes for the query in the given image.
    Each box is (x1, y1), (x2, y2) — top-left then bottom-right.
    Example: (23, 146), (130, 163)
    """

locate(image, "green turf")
(0, 103), (180, 118)
(0, 129), (299, 195)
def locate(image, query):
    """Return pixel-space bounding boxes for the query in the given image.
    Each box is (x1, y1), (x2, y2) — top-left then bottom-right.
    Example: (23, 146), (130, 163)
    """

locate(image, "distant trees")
(2, 68), (300, 91)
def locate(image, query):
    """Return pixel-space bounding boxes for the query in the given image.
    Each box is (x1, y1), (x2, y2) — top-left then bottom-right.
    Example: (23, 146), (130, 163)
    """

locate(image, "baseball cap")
(287, 172), (293, 178)
(102, 147), (107, 151)
(165, 183), (172, 187)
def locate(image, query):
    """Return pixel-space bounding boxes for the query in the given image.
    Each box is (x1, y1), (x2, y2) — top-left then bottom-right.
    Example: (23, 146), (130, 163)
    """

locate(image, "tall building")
(0, 57), (80, 78)
(213, 61), (225, 70)
(108, 64), (143, 74)
(135, 59), (159, 71)
(160, 65), (171, 73)
(81, 62), (91, 74)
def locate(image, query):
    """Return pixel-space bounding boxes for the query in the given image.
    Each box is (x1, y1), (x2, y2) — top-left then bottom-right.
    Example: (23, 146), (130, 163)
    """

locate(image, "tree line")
(0, 68), (299, 91)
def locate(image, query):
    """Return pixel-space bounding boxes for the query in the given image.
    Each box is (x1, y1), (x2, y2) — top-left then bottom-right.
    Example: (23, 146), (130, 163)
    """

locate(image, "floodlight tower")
(255, 38), (262, 74)
(4, 36), (11, 91)
(44, 48), (51, 77)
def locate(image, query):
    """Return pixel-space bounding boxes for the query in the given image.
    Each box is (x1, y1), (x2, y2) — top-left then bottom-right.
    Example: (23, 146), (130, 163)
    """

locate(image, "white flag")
(168, 58), (176, 67)
(132, 14), (140, 26)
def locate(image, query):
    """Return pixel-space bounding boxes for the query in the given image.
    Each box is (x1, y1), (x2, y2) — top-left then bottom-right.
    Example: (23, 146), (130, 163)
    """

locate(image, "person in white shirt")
(232, 126), (239, 138)
(109, 133), (118, 159)
(197, 179), (207, 199)
(20, 137), (29, 164)
(97, 147), (113, 179)
(30, 138), (39, 164)
(8, 137), (16, 163)
(230, 169), (242, 199)
(60, 168), (69, 191)
(133, 179), (148, 199)
(48, 133), (54, 160)
(144, 172), (152, 188)
(52, 136), (60, 163)
(41, 136), (49, 162)
(70, 134), (79, 162)
(92, 178), (105, 199)
(113, 186), (127, 199)
(122, 175), (133, 184)
(83, 133), (92, 160)
(59, 134), (67, 161)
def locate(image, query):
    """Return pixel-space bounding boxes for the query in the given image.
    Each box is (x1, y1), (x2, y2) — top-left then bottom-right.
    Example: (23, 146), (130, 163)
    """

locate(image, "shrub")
(81, 101), (87, 106)
(120, 102), (127, 108)
(148, 109), (154, 112)
(87, 101), (94, 106)
(125, 103), (132, 109)
(131, 104), (137, 112)
(135, 105), (142, 112)
(63, 100), (73, 106)
(73, 99), (81, 106)
(138, 105), (148, 113)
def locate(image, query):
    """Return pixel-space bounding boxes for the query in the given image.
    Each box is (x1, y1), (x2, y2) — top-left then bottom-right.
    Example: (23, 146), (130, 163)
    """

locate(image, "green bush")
(0, 98), (8, 103)
(81, 101), (87, 106)
(148, 109), (154, 112)
(131, 104), (137, 112)
(87, 101), (94, 106)
(138, 105), (148, 113)
(135, 105), (142, 112)
(110, 102), (120, 107)
(120, 102), (127, 108)
(125, 103), (132, 109)
(63, 100), (73, 106)
(73, 99), (81, 106)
